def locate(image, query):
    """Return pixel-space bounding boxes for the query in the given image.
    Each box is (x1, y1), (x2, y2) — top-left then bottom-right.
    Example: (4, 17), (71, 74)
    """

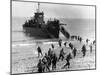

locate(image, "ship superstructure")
(23, 2), (70, 39)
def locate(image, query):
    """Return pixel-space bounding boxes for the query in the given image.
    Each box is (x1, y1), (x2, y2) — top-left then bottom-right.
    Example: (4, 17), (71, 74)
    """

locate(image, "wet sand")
(11, 40), (95, 74)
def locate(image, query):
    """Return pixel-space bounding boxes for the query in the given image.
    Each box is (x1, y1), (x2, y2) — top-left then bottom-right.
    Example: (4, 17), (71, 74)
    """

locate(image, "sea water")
(12, 17), (95, 47)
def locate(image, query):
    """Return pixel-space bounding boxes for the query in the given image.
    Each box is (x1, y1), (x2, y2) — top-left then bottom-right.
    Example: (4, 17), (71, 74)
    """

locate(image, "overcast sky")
(12, 1), (95, 19)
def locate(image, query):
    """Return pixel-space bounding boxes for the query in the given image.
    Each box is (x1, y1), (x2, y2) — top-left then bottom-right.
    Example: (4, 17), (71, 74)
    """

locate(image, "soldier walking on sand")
(51, 44), (54, 49)
(86, 39), (89, 44)
(93, 40), (96, 45)
(52, 53), (58, 71)
(48, 48), (52, 57)
(78, 36), (80, 41)
(72, 48), (77, 58)
(64, 42), (67, 47)
(44, 53), (51, 70)
(48, 48), (54, 60)
(82, 45), (86, 57)
(63, 53), (72, 68)
(37, 59), (44, 73)
(69, 43), (73, 50)
(42, 53), (50, 72)
(58, 39), (62, 47)
(37, 46), (43, 57)
(89, 44), (92, 53)
(79, 37), (82, 43)
(58, 48), (65, 61)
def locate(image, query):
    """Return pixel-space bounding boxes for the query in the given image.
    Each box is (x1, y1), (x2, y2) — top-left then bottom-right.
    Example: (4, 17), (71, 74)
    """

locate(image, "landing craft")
(23, 2), (70, 39)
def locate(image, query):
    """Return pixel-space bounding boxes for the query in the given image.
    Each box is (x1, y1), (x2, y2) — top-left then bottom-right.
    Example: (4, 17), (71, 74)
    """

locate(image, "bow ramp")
(60, 25), (70, 39)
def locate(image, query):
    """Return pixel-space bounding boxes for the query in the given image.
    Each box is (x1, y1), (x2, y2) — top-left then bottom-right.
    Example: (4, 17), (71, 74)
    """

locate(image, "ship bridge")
(34, 2), (45, 26)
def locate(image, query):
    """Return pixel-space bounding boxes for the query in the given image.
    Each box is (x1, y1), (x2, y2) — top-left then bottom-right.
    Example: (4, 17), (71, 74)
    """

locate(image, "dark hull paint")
(23, 27), (58, 39)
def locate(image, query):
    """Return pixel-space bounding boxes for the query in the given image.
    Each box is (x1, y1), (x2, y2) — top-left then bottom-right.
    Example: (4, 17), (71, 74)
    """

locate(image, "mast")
(38, 2), (40, 12)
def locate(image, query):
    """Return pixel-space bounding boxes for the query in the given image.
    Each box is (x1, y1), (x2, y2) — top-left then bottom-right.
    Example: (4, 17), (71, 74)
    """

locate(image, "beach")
(11, 39), (96, 74)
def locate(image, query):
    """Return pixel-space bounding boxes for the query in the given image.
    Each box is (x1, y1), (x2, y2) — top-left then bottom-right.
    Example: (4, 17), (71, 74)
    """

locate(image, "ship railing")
(59, 23), (67, 25)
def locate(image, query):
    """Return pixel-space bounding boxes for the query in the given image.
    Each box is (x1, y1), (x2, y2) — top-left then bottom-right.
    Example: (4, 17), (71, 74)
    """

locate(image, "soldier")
(64, 42), (67, 47)
(79, 37), (82, 43)
(72, 48), (77, 58)
(37, 46), (43, 57)
(82, 45), (86, 57)
(52, 53), (58, 70)
(43, 53), (50, 72)
(51, 44), (54, 49)
(78, 36), (80, 41)
(86, 39), (89, 44)
(63, 53), (72, 68)
(58, 39), (62, 47)
(48, 48), (52, 57)
(58, 48), (65, 61)
(37, 59), (44, 73)
(89, 44), (92, 53)
(42, 57), (47, 72)
(45, 53), (51, 70)
(93, 40), (96, 45)
(75, 36), (77, 40)
(50, 50), (55, 60)
(69, 43), (73, 50)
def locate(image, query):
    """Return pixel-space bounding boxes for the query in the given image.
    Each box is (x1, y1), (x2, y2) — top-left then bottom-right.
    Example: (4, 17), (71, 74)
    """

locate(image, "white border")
(0, 0), (100, 75)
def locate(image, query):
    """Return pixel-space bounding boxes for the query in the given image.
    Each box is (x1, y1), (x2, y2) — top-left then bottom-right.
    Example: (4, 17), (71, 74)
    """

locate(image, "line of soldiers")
(71, 35), (82, 43)
(37, 39), (94, 73)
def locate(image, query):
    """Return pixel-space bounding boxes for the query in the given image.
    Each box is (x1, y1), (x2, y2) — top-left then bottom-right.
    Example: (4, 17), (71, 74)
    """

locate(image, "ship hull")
(23, 27), (58, 39)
